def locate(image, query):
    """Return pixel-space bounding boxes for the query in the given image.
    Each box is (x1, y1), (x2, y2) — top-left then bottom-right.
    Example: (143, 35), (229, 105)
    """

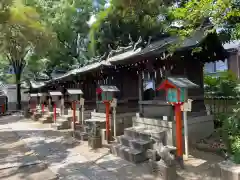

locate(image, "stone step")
(51, 118), (71, 130)
(124, 127), (166, 142)
(111, 143), (147, 163)
(32, 113), (42, 121)
(91, 112), (112, 120)
(62, 115), (77, 122)
(51, 123), (70, 130)
(47, 112), (60, 117)
(38, 117), (53, 124)
(117, 135), (152, 151)
(74, 131), (88, 141)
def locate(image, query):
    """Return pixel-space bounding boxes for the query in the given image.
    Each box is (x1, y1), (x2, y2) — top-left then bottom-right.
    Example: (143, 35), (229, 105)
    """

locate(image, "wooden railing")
(204, 96), (239, 115)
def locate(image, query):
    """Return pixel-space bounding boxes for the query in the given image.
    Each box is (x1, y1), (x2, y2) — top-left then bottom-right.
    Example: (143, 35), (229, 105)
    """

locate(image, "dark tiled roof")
(167, 77), (199, 88)
(100, 86), (119, 92)
(49, 91), (62, 96)
(67, 89), (83, 95)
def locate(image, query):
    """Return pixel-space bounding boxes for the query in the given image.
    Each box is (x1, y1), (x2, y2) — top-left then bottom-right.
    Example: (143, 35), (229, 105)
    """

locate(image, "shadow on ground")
(0, 115), (224, 180)
(0, 127), (81, 180)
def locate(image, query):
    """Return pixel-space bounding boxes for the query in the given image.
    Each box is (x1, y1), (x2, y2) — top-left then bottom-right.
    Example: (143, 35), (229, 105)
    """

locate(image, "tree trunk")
(15, 73), (22, 110)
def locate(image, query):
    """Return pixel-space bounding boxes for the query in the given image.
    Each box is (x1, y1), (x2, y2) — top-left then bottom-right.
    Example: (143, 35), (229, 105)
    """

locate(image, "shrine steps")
(110, 127), (166, 164)
(39, 116), (53, 124)
(37, 112), (60, 124)
(51, 117), (70, 130)
(32, 112), (42, 121)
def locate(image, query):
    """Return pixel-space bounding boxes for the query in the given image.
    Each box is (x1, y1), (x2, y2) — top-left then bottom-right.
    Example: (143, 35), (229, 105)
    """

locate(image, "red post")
(104, 101), (110, 143)
(175, 103), (183, 158)
(42, 103), (44, 113)
(2, 104), (4, 114)
(54, 103), (57, 123)
(72, 101), (76, 131)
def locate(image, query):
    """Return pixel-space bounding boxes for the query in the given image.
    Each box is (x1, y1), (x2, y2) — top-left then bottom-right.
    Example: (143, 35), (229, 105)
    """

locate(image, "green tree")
(170, 0), (240, 42)
(89, 0), (173, 56)
(25, 0), (102, 73)
(204, 71), (239, 96)
(0, 0), (54, 109)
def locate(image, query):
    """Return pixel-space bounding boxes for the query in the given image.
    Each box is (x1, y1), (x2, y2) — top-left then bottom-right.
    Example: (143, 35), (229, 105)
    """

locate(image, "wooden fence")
(204, 96), (239, 115)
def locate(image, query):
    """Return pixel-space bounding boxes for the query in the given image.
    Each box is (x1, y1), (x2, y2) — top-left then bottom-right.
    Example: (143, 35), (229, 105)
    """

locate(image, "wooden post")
(138, 73), (143, 113)
(54, 103), (57, 123)
(113, 107), (116, 137)
(104, 101), (110, 143)
(183, 89), (189, 159)
(81, 105), (84, 125)
(175, 103), (183, 160)
(2, 104), (4, 114)
(42, 103), (44, 113)
(72, 101), (76, 131)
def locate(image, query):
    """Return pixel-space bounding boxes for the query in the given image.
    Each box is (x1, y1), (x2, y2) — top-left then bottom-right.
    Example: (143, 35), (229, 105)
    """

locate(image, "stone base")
(150, 160), (177, 180)
(218, 160), (240, 180)
(88, 136), (102, 149)
(133, 115), (214, 146)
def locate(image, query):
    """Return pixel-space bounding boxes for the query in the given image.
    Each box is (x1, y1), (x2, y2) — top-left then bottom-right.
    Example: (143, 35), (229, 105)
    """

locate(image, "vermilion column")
(175, 103), (183, 157)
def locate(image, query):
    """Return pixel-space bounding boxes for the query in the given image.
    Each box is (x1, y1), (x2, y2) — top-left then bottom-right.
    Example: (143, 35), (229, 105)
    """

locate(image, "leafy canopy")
(89, 0), (174, 56)
(25, 0), (102, 73)
(0, 0), (54, 75)
(170, 0), (240, 42)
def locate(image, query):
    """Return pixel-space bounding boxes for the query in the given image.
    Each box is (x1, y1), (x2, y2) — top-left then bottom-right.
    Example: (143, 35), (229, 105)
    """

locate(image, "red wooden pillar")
(175, 103), (183, 158)
(104, 101), (110, 143)
(42, 103), (44, 113)
(2, 104), (4, 114)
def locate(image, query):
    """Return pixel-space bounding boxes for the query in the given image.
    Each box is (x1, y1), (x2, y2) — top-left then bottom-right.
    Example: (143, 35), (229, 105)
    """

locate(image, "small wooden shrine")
(29, 27), (228, 143)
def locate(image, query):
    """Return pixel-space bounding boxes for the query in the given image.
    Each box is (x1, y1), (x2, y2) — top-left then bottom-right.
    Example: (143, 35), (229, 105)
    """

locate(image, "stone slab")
(218, 160), (240, 180)
(95, 154), (131, 172)
(74, 162), (120, 180)
(0, 163), (57, 180)
(0, 152), (41, 170)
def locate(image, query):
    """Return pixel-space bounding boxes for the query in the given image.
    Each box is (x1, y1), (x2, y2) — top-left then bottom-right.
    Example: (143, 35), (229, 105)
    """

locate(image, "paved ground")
(0, 114), (224, 180)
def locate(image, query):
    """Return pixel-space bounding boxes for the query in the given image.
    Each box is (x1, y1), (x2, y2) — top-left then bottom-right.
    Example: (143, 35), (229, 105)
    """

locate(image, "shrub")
(204, 71), (239, 97)
(219, 108), (240, 163)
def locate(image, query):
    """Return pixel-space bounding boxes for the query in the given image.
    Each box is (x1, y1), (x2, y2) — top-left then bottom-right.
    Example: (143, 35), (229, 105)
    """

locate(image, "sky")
(87, 0), (110, 26)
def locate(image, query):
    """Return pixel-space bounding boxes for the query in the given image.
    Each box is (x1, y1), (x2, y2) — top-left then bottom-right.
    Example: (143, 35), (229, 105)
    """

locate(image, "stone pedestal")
(150, 160), (177, 180)
(218, 160), (240, 180)
(88, 136), (102, 149)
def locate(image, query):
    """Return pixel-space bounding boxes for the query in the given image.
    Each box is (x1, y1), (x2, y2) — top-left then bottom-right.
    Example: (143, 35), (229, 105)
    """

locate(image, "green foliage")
(25, 0), (100, 72)
(0, 0), (54, 74)
(89, 0), (173, 56)
(219, 110), (240, 163)
(0, 0), (55, 109)
(170, 0), (240, 42)
(204, 71), (239, 96)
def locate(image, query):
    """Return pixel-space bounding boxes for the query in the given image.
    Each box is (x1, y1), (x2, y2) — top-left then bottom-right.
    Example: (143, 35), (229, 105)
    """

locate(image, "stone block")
(52, 118), (70, 130)
(38, 117), (53, 124)
(111, 143), (147, 163)
(74, 131), (88, 141)
(150, 160), (177, 180)
(32, 113), (42, 121)
(62, 115), (77, 122)
(218, 160), (240, 180)
(117, 135), (152, 151)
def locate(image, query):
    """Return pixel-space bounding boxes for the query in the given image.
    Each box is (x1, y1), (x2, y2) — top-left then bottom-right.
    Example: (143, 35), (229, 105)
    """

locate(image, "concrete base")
(133, 114), (214, 146)
(218, 160), (240, 180)
(90, 112), (135, 136)
(150, 160), (177, 180)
